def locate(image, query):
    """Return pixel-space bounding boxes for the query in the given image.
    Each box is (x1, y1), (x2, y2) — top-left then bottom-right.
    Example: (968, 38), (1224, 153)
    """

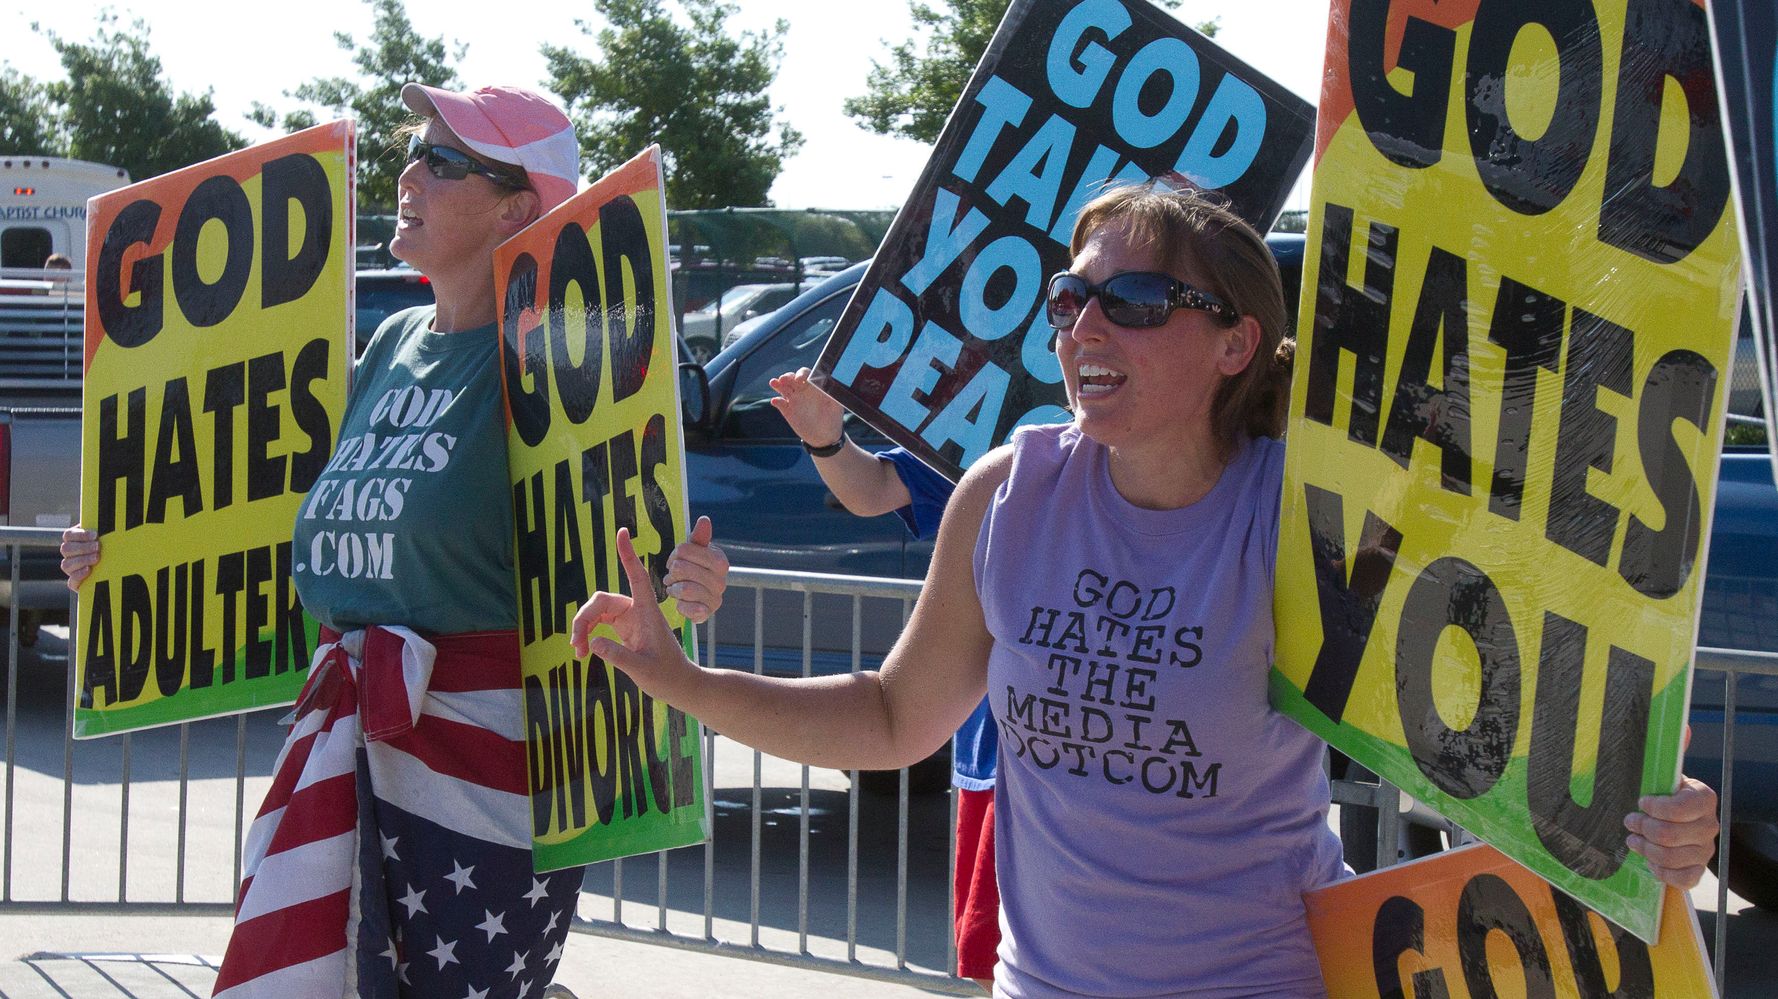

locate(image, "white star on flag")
(545, 940), (565, 966)
(475, 909), (508, 942)
(445, 859), (478, 894)
(505, 949), (529, 980)
(518, 980), (532, 996)
(398, 962), (411, 985)
(543, 908), (561, 934)
(380, 938), (399, 968)
(461, 986), (490, 999)
(397, 883), (428, 917)
(380, 832), (400, 860)
(428, 935), (459, 970)
(523, 877), (550, 907)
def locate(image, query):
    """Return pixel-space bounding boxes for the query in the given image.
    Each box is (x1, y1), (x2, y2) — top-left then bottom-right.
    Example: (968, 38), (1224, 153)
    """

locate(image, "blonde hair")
(1069, 184), (1294, 448)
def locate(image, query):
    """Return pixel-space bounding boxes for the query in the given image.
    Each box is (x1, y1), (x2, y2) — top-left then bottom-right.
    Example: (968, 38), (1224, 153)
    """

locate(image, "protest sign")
(496, 145), (708, 871)
(813, 0), (1315, 481)
(76, 122), (354, 738)
(1708, 0), (1778, 463)
(1304, 843), (1716, 998)
(1271, 0), (1740, 941)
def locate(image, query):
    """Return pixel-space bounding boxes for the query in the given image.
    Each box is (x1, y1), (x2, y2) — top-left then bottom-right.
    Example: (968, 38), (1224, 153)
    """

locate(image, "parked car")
(680, 281), (813, 364)
(355, 268), (435, 351)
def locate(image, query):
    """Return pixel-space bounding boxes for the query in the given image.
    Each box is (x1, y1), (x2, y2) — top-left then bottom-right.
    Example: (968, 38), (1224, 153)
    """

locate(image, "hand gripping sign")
(812, 0), (1316, 482)
(1271, 0), (1741, 942)
(496, 146), (708, 871)
(1708, 0), (1778, 466)
(1304, 843), (1717, 998)
(76, 122), (355, 738)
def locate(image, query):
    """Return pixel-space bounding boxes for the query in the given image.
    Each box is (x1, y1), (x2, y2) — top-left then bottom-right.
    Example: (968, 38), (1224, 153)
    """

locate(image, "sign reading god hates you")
(1304, 844), (1717, 998)
(1708, 0), (1778, 463)
(496, 145), (708, 871)
(813, 0), (1315, 482)
(1271, 0), (1740, 942)
(76, 122), (354, 738)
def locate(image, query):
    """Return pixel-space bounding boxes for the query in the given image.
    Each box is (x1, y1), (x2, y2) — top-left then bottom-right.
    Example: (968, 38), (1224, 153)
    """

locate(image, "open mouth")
(1076, 361), (1126, 397)
(397, 207), (423, 229)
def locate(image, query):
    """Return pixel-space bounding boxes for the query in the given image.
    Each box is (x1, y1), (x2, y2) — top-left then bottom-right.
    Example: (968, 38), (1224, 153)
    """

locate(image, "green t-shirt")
(292, 306), (517, 635)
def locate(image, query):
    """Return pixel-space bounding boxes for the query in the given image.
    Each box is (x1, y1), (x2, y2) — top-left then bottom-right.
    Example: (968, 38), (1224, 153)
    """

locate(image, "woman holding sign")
(62, 84), (730, 999)
(570, 184), (1719, 997)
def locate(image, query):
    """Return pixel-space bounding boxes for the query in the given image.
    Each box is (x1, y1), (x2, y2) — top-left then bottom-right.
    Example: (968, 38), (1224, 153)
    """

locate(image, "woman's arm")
(769, 368), (911, 517)
(571, 447), (1012, 770)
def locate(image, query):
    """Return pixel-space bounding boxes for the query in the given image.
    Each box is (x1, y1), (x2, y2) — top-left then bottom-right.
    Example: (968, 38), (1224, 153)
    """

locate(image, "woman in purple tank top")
(570, 185), (1723, 998)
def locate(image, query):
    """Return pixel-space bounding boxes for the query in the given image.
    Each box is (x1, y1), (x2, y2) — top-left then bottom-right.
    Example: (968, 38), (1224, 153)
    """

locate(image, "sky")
(5, 0), (1332, 210)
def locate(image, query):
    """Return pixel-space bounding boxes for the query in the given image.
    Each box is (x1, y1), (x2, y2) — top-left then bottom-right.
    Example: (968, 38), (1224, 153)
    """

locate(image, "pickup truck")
(680, 259), (1778, 903)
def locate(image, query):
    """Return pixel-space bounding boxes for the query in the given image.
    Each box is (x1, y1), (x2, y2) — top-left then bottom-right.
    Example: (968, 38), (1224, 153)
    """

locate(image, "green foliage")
(271, 0), (465, 210)
(844, 0), (1210, 144)
(11, 14), (245, 177)
(545, 0), (802, 209)
(1725, 420), (1769, 447)
(0, 68), (62, 154)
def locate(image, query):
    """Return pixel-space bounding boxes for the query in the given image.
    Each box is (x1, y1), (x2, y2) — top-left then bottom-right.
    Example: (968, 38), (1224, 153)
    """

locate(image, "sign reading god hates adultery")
(1271, 0), (1740, 942)
(1708, 0), (1778, 464)
(76, 122), (354, 738)
(496, 145), (708, 871)
(813, 0), (1315, 481)
(1304, 844), (1716, 998)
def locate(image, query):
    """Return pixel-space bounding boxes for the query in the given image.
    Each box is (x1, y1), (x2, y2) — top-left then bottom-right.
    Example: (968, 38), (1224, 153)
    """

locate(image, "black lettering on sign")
(1348, 0), (1455, 170)
(1599, 0), (1730, 264)
(1547, 310), (1634, 565)
(119, 572), (152, 703)
(243, 545), (275, 679)
(287, 338), (333, 492)
(1305, 204), (1393, 446)
(599, 195), (655, 405)
(96, 199), (165, 348)
(152, 561), (189, 698)
(514, 471), (549, 645)
(525, 672), (558, 837)
(1486, 278), (1565, 522)
(1550, 890), (1656, 999)
(188, 560), (215, 689)
(97, 387), (147, 534)
(82, 580), (117, 708)
(1465, 0), (1603, 216)
(1456, 873), (1558, 999)
(204, 361), (246, 511)
(613, 667), (648, 820)
(171, 175), (254, 328)
(552, 459), (590, 637)
(1371, 895), (1452, 999)
(1301, 484), (1404, 724)
(1619, 349), (1715, 597)
(245, 353), (287, 503)
(1395, 557), (1519, 800)
(1528, 613), (1653, 880)
(639, 412), (678, 589)
(1380, 245), (1473, 495)
(549, 224), (603, 427)
(260, 153), (332, 310)
(586, 658), (619, 825)
(146, 376), (203, 525)
(503, 252), (550, 448)
(215, 550), (244, 685)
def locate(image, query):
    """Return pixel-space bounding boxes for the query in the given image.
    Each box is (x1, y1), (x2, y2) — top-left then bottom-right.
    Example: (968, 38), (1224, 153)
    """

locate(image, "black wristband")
(801, 432), (847, 458)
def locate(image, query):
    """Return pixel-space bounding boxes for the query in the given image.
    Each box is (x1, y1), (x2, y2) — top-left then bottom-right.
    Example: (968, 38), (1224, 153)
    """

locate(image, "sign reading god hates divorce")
(813, 0), (1316, 481)
(1304, 844), (1717, 998)
(1708, 0), (1778, 463)
(1271, 0), (1741, 942)
(496, 145), (708, 871)
(76, 122), (354, 738)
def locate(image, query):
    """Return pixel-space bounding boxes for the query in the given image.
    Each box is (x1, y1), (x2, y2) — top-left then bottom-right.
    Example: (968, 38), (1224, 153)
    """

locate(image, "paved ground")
(4, 627), (1777, 997)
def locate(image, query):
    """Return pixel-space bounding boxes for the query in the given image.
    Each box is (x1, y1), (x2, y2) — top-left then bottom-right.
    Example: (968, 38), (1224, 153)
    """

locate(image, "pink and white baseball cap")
(401, 83), (581, 213)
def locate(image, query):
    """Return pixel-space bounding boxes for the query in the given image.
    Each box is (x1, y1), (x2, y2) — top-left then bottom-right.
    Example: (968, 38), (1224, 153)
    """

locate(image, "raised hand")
(768, 367), (845, 447)
(666, 515), (728, 623)
(59, 525), (101, 590)
(1626, 775), (1720, 889)
(571, 527), (700, 699)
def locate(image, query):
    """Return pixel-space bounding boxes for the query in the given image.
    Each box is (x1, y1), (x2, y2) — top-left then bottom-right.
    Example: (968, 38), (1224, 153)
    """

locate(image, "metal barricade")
(0, 547), (1770, 995)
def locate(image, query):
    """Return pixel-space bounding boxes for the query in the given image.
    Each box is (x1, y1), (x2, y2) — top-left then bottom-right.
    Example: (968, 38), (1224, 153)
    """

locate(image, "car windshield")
(694, 284), (767, 315)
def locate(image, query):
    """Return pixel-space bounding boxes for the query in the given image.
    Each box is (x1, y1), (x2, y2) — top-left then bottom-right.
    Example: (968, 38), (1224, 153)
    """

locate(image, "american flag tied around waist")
(213, 627), (584, 999)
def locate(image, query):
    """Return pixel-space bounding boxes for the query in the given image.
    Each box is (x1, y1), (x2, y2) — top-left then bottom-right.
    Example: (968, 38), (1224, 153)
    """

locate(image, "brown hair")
(1069, 183), (1295, 449)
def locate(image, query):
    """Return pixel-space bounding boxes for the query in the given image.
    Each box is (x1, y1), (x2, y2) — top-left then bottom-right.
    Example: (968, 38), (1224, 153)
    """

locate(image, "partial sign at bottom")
(1304, 843), (1715, 998)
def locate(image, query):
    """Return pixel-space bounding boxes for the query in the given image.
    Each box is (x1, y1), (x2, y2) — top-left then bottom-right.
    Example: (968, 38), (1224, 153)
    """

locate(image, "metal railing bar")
(3, 543), (20, 901)
(798, 589), (812, 954)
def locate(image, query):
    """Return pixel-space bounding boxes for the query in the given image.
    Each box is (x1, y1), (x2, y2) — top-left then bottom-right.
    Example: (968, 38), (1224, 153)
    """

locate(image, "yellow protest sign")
(1304, 843), (1716, 998)
(1272, 0), (1740, 941)
(495, 145), (707, 871)
(77, 122), (354, 738)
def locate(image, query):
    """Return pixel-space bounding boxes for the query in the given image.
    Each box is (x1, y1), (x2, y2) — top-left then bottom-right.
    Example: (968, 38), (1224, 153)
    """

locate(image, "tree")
(257, 0), (466, 210)
(545, 0), (803, 209)
(0, 68), (61, 154)
(845, 1), (1213, 144)
(36, 14), (245, 178)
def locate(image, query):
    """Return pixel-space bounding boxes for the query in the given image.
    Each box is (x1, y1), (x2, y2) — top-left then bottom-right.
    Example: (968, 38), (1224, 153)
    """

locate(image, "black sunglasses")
(405, 135), (528, 190)
(1045, 271), (1238, 329)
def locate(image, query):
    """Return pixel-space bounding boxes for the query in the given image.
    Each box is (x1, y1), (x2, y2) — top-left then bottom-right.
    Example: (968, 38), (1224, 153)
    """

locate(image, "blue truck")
(680, 254), (1778, 907)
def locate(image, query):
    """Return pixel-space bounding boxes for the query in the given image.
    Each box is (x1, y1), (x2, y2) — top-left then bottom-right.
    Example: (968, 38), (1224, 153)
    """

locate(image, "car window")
(2, 227), (53, 268)
(722, 289), (884, 443)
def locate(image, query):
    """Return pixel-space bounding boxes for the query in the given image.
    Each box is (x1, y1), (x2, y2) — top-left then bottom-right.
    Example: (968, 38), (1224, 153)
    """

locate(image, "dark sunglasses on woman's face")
(405, 135), (528, 190)
(1045, 271), (1238, 330)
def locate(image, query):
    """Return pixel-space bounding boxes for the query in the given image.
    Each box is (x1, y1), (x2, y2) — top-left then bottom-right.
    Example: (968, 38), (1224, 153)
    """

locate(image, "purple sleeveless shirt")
(975, 424), (1343, 999)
